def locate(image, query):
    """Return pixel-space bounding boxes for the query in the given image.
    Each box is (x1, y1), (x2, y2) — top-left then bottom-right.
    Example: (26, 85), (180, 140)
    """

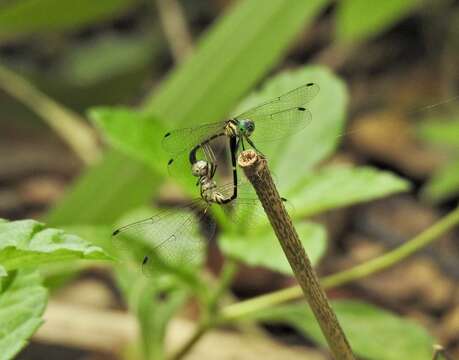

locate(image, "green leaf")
(41, 225), (114, 291)
(336, 0), (422, 43)
(90, 108), (166, 175)
(251, 300), (434, 360)
(0, 0), (136, 39)
(417, 119), (459, 148)
(422, 159), (459, 203)
(0, 219), (111, 274)
(0, 270), (47, 360)
(220, 222), (326, 275)
(47, 0), (329, 226)
(288, 165), (411, 217)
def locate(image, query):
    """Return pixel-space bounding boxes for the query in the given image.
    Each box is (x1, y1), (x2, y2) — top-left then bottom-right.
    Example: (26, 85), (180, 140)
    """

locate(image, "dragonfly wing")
(250, 107), (312, 143)
(112, 201), (215, 276)
(162, 121), (226, 155)
(236, 83), (319, 120)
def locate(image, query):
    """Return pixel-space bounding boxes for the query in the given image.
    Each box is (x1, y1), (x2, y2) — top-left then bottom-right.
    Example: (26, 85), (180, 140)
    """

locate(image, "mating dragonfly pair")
(113, 83), (320, 275)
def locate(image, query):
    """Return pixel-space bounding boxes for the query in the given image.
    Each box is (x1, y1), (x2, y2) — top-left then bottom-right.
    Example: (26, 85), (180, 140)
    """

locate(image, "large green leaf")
(0, 270), (47, 360)
(336, 0), (422, 43)
(251, 300), (434, 360)
(0, 0), (136, 39)
(47, 0), (329, 226)
(288, 165), (410, 217)
(0, 219), (111, 274)
(220, 222), (326, 275)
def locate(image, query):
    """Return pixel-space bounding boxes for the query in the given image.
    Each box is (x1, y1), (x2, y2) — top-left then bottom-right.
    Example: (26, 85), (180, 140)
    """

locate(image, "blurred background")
(1, 0), (459, 359)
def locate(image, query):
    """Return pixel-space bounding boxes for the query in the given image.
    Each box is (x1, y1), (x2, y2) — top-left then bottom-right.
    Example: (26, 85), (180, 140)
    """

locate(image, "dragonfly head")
(192, 160), (212, 178)
(238, 119), (255, 137)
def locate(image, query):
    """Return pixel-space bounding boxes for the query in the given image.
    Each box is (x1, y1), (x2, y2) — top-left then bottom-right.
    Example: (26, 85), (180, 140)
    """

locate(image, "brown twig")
(155, 0), (193, 63)
(238, 150), (355, 360)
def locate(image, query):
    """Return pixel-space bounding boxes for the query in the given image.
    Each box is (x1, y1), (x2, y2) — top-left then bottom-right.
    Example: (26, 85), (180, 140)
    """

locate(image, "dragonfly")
(112, 160), (256, 276)
(163, 82), (320, 188)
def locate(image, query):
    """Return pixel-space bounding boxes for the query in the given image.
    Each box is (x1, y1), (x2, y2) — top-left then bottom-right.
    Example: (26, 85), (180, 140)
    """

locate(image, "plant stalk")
(0, 64), (100, 165)
(238, 150), (355, 360)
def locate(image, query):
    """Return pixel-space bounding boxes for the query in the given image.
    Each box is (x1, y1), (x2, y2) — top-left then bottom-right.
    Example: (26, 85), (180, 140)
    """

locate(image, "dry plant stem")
(222, 204), (459, 322)
(238, 150), (355, 360)
(156, 0), (193, 62)
(0, 64), (100, 165)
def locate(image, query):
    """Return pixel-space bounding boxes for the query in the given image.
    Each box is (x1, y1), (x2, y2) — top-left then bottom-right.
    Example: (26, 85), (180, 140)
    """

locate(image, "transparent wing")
(213, 177), (253, 200)
(235, 83), (319, 143)
(214, 177), (293, 231)
(236, 83), (319, 120)
(250, 107), (312, 143)
(209, 180), (265, 228)
(162, 121), (226, 155)
(112, 200), (215, 277)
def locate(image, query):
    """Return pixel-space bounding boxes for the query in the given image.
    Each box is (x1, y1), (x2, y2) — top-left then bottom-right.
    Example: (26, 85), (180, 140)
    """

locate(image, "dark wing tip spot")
(306, 83), (314, 87)
(164, 132), (171, 138)
(112, 229), (120, 236)
(281, 197), (288, 202)
(168, 159), (174, 165)
(142, 256), (149, 265)
(298, 107), (306, 111)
